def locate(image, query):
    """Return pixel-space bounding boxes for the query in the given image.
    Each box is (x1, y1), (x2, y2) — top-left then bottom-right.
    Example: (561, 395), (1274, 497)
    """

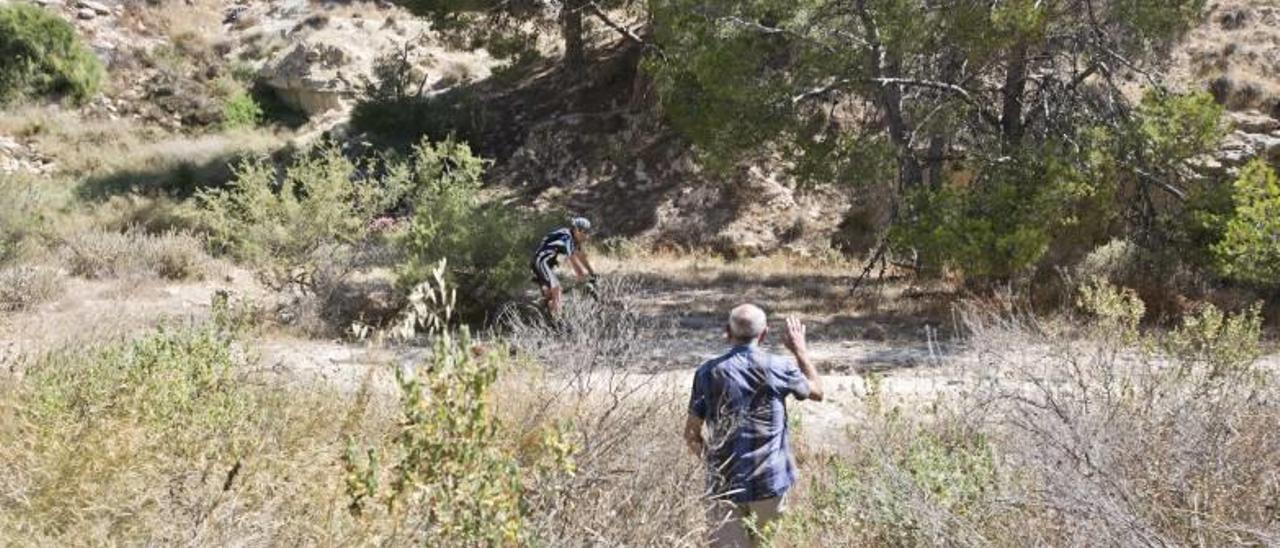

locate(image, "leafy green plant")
(344, 260), (529, 544)
(1211, 159), (1280, 288)
(0, 4), (104, 104)
(787, 419), (1001, 545)
(221, 90), (264, 130)
(197, 145), (410, 290)
(25, 324), (248, 436)
(1165, 302), (1263, 381)
(1077, 277), (1146, 342)
(398, 138), (555, 319)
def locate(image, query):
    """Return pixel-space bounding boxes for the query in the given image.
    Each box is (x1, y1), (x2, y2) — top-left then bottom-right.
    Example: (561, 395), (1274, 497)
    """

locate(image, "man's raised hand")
(782, 316), (807, 356)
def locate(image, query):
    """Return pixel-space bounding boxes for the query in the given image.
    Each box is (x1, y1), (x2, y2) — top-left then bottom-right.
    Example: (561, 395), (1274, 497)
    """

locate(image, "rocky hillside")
(3, 0), (1280, 254)
(1172, 0), (1280, 180)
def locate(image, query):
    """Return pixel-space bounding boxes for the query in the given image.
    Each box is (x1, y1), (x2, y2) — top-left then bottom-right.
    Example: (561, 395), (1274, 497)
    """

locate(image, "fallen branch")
(851, 239), (890, 293)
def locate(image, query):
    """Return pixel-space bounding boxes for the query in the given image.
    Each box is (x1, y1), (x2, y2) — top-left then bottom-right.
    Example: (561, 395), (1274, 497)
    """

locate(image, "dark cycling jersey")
(531, 227), (576, 288)
(536, 228), (575, 258)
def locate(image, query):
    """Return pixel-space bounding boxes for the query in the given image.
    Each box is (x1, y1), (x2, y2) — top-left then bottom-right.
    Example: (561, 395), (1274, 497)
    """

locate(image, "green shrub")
(2, 315), (263, 540)
(351, 86), (489, 148)
(24, 324), (249, 439)
(344, 264), (528, 544)
(891, 155), (1092, 281)
(0, 4), (104, 104)
(397, 138), (556, 319)
(197, 145), (411, 290)
(0, 174), (58, 264)
(221, 90), (264, 130)
(1211, 159), (1280, 288)
(891, 92), (1224, 285)
(0, 271), (564, 543)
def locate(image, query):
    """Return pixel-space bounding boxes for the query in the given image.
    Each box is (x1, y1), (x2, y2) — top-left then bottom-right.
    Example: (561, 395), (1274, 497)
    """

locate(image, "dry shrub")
(137, 230), (207, 280)
(499, 277), (710, 544)
(772, 283), (1280, 546)
(60, 228), (131, 279)
(60, 229), (207, 280)
(0, 265), (62, 312)
(0, 312), (382, 545)
(953, 282), (1280, 545)
(85, 194), (195, 234)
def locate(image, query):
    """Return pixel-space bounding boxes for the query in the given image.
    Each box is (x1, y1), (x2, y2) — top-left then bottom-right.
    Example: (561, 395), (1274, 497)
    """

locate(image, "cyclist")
(531, 217), (597, 315)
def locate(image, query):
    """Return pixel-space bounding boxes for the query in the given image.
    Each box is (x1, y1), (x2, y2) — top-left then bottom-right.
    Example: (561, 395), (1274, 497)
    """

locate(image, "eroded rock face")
(1198, 110), (1280, 179)
(260, 42), (354, 115)
(253, 6), (496, 116)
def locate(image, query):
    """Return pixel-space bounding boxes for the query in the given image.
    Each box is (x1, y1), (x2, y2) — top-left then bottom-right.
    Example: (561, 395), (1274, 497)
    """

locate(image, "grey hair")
(728, 304), (767, 342)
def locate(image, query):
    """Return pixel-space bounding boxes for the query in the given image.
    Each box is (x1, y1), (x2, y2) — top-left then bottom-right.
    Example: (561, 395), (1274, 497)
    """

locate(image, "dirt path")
(10, 260), (1274, 455)
(0, 266), (266, 367)
(0, 257), (983, 453)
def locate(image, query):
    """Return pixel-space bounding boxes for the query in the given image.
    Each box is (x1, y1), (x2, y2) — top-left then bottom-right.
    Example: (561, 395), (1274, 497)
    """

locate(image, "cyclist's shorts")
(531, 252), (559, 289)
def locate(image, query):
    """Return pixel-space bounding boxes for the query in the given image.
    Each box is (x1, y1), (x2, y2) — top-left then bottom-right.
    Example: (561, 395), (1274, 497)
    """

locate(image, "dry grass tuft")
(0, 265), (62, 312)
(0, 108), (281, 191)
(60, 229), (208, 281)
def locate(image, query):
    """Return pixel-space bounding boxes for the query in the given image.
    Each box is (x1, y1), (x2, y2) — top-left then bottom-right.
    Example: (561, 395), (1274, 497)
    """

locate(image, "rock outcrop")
(251, 3), (496, 116)
(0, 136), (56, 177)
(1195, 110), (1280, 180)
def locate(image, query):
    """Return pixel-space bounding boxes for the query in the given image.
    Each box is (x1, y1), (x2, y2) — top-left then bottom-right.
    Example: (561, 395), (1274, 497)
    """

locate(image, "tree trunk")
(925, 53), (963, 189)
(1001, 42), (1029, 149)
(562, 0), (586, 78)
(854, 0), (921, 190)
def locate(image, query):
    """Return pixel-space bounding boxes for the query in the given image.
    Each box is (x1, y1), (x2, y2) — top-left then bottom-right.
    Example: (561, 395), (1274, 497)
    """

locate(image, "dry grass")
(597, 247), (960, 343)
(1172, 0), (1280, 114)
(60, 229), (208, 281)
(0, 265), (62, 313)
(0, 108), (281, 191)
(1, 274), (1277, 545)
(118, 0), (224, 48)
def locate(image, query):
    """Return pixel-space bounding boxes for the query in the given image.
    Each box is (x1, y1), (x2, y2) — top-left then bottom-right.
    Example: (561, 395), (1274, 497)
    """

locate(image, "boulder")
(255, 12), (495, 117)
(260, 42), (353, 115)
(1228, 110), (1280, 134)
(76, 0), (109, 15)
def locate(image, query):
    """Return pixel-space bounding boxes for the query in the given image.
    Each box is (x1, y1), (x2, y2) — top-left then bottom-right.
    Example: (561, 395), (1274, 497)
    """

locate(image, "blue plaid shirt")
(688, 344), (811, 503)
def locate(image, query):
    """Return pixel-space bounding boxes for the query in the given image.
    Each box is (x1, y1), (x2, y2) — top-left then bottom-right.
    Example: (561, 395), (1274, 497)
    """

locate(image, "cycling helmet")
(571, 217), (592, 232)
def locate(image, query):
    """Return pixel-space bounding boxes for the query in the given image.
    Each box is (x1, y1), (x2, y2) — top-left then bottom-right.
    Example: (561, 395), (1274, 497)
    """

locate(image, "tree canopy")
(648, 0), (1214, 280)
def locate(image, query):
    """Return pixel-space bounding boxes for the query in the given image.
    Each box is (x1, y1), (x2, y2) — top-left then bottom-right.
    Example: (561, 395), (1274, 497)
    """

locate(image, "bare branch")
(790, 76), (1002, 129)
(1134, 168), (1188, 202)
(585, 2), (650, 48)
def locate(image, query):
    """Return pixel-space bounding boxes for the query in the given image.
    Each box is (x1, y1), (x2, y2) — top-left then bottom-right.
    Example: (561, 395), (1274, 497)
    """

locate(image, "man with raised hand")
(684, 304), (825, 547)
